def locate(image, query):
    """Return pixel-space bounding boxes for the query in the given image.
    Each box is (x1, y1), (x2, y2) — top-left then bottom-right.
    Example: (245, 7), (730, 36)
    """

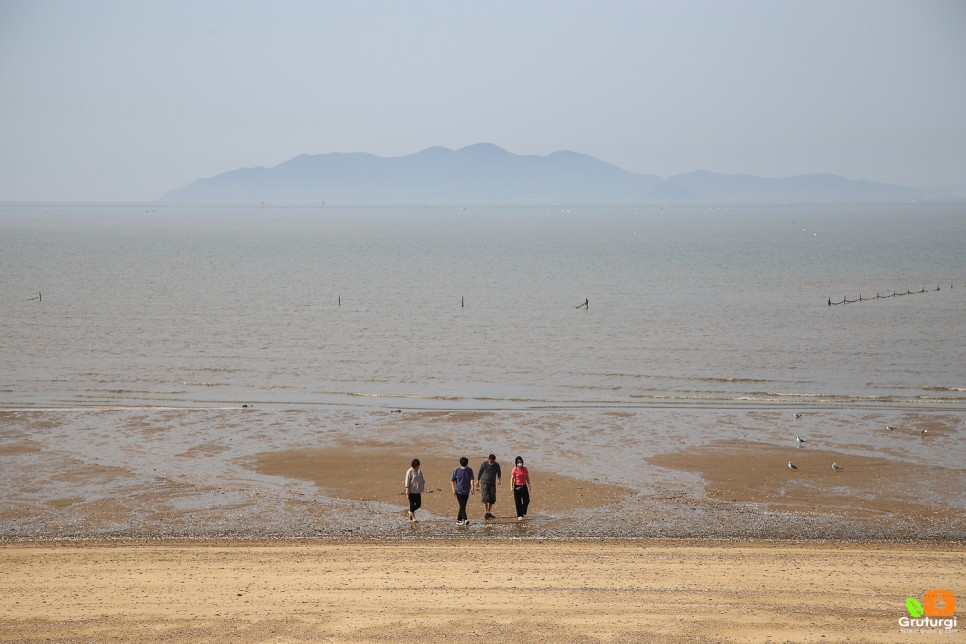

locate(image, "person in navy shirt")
(450, 457), (475, 525)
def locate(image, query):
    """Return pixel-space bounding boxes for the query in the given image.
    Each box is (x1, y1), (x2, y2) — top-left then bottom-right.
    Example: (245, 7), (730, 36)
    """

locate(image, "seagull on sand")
(788, 461), (798, 469)
(920, 428), (928, 435)
(886, 425), (897, 431)
(831, 462), (842, 471)
(796, 436), (806, 444)
(794, 413), (802, 419)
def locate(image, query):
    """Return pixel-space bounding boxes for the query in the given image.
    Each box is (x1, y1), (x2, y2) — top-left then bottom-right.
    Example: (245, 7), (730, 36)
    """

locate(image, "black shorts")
(480, 482), (496, 504)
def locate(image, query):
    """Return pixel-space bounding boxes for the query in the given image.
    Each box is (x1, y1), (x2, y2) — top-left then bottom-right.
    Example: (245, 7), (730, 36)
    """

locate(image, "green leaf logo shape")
(906, 597), (925, 618)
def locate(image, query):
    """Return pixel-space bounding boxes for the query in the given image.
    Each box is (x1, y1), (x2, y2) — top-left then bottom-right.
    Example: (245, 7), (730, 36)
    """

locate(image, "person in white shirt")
(403, 459), (425, 523)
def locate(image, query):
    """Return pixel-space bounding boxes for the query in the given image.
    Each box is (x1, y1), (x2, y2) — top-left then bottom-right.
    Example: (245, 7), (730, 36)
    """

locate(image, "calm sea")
(1, 202), (964, 410)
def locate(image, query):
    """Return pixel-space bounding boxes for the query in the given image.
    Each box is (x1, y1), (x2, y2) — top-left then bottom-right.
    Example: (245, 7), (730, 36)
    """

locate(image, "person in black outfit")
(451, 457), (475, 525)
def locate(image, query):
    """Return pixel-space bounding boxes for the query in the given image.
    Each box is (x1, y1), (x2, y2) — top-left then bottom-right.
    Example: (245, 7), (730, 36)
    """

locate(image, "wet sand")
(1, 407), (963, 541)
(253, 442), (633, 520)
(2, 540), (962, 642)
(650, 439), (964, 523)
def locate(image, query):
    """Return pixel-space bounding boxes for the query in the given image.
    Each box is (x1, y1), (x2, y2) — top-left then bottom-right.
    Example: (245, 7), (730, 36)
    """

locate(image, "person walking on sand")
(403, 459), (425, 523)
(477, 454), (502, 519)
(511, 456), (531, 520)
(451, 457), (475, 526)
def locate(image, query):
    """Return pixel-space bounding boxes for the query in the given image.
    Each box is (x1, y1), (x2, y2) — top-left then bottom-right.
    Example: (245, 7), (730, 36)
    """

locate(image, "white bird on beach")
(831, 462), (842, 471)
(796, 436), (806, 444)
(920, 428), (928, 435)
(794, 413), (802, 419)
(788, 461), (797, 469)
(886, 425), (897, 431)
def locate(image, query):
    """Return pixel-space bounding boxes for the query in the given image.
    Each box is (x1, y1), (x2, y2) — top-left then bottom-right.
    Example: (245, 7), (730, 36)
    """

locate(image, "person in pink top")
(510, 456), (531, 520)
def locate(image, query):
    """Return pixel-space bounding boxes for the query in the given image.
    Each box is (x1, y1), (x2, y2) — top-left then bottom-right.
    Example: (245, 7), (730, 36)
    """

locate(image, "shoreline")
(3, 396), (966, 411)
(2, 407), (963, 542)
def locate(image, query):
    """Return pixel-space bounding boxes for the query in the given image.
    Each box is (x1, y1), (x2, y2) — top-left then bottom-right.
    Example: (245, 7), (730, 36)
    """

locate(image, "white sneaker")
(517, 516), (523, 520)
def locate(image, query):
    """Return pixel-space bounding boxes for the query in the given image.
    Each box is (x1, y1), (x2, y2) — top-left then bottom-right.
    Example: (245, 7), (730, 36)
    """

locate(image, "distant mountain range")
(162, 143), (949, 203)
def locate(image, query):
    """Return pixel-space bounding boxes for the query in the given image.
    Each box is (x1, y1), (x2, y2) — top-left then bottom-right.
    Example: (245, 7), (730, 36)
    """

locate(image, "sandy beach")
(2, 540), (962, 642)
(2, 407), (963, 640)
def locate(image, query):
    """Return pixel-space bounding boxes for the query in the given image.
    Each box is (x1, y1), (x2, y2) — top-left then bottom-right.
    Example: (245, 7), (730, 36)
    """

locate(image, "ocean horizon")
(2, 201), (964, 411)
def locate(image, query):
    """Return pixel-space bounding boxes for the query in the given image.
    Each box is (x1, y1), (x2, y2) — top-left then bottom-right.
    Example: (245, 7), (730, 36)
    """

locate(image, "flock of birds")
(784, 413), (932, 472)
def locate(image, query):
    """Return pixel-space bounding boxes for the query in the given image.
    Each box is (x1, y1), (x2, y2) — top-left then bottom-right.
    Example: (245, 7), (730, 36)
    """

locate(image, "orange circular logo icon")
(923, 589), (956, 618)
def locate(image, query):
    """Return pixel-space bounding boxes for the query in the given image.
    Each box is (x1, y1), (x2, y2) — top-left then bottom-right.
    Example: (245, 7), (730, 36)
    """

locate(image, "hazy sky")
(1, 0), (964, 201)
